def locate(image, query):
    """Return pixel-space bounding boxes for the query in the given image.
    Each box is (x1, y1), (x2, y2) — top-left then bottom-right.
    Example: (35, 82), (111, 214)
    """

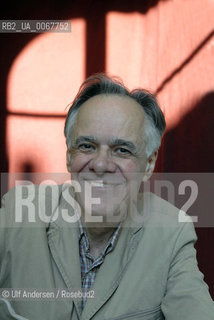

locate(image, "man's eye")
(115, 148), (131, 155)
(78, 143), (94, 151)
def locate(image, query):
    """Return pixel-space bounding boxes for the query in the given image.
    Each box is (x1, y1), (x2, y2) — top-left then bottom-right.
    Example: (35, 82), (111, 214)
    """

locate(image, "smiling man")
(0, 74), (214, 320)
(65, 93), (156, 304)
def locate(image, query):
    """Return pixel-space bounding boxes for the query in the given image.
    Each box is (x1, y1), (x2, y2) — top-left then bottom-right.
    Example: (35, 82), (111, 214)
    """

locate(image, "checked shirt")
(78, 220), (121, 310)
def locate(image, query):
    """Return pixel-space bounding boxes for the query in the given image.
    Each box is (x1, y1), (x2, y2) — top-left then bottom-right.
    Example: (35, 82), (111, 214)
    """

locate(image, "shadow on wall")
(162, 92), (214, 172)
(159, 92), (214, 299)
(19, 162), (37, 182)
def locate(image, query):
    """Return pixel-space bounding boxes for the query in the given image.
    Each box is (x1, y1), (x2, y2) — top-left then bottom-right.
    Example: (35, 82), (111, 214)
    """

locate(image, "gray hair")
(64, 74), (166, 157)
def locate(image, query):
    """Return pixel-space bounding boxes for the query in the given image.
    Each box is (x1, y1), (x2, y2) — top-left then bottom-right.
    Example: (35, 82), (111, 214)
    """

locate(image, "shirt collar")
(78, 218), (122, 257)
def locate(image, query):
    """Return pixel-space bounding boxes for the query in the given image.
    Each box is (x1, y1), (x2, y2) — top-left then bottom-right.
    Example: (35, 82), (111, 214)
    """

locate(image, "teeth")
(87, 181), (104, 187)
(93, 183), (104, 187)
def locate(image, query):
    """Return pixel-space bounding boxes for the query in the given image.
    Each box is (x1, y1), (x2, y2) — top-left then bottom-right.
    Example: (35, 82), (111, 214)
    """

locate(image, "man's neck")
(81, 220), (120, 259)
(89, 227), (117, 259)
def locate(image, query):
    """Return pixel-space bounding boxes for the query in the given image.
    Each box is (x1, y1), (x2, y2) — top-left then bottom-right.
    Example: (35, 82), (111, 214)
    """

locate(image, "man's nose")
(88, 149), (117, 175)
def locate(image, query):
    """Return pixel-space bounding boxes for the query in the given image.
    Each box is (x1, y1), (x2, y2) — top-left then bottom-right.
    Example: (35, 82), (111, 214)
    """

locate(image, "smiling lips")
(84, 180), (125, 187)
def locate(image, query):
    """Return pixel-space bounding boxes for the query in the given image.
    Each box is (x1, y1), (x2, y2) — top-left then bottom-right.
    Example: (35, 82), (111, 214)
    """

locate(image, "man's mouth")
(84, 180), (123, 187)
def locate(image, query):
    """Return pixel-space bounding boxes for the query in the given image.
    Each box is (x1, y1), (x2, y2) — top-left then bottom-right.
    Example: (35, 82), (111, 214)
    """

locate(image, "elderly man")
(0, 74), (214, 319)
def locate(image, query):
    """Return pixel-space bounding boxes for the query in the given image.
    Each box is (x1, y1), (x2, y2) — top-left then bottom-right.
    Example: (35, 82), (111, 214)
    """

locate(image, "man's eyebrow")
(109, 138), (138, 154)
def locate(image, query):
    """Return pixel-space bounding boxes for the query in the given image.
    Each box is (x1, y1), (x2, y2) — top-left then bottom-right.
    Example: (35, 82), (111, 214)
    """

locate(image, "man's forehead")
(76, 94), (145, 120)
(71, 94), (146, 146)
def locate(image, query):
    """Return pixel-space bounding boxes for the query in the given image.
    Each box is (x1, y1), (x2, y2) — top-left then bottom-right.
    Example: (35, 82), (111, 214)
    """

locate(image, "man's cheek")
(121, 159), (140, 172)
(70, 155), (88, 172)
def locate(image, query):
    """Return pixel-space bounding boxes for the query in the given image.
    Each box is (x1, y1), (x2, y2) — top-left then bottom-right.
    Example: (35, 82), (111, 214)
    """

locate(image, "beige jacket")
(0, 185), (214, 320)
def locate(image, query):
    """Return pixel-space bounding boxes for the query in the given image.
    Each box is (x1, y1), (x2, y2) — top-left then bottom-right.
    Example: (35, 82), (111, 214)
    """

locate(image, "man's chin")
(82, 206), (127, 226)
(82, 220), (122, 230)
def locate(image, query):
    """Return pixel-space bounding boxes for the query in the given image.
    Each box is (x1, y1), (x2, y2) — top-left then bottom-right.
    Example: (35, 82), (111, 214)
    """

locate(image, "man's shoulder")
(134, 192), (197, 259)
(137, 192), (194, 228)
(0, 184), (64, 228)
(2, 183), (64, 199)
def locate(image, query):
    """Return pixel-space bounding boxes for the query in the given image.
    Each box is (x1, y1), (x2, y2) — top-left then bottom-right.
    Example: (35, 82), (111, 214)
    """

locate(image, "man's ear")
(143, 150), (158, 181)
(66, 149), (72, 173)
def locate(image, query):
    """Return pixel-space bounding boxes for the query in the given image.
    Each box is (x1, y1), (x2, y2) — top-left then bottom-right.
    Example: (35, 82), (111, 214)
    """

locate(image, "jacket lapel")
(47, 187), (83, 318)
(81, 203), (144, 320)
